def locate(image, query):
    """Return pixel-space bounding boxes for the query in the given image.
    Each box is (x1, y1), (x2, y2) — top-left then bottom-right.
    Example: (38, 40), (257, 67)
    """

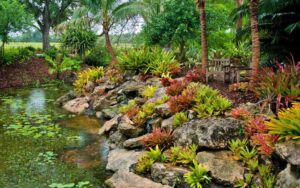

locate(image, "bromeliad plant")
(141, 128), (173, 148)
(142, 85), (158, 99)
(74, 67), (104, 94)
(173, 112), (188, 128)
(184, 160), (211, 188)
(267, 102), (300, 143)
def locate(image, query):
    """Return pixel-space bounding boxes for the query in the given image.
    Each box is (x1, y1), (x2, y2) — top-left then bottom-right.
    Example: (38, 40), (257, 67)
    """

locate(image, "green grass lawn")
(2, 42), (61, 49)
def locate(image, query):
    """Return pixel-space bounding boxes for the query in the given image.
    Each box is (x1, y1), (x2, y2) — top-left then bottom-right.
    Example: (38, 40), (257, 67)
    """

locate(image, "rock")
(102, 106), (119, 119)
(154, 103), (171, 118)
(151, 87), (166, 99)
(151, 163), (189, 187)
(106, 149), (143, 172)
(161, 116), (174, 130)
(275, 164), (300, 188)
(93, 83), (116, 94)
(99, 114), (122, 135)
(148, 118), (163, 129)
(55, 91), (76, 106)
(118, 115), (144, 138)
(105, 170), (171, 188)
(84, 81), (95, 93)
(92, 95), (111, 111)
(187, 110), (197, 120)
(123, 135), (148, 149)
(120, 80), (146, 96)
(63, 97), (90, 114)
(96, 111), (104, 119)
(109, 130), (127, 146)
(173, 118), (244, 149)
(196, 151), (245, 185)
(275, 141), (300, 166)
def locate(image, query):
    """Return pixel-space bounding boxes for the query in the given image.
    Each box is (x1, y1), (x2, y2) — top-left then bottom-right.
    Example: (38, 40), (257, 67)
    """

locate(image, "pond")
(0, 83), (110, 188)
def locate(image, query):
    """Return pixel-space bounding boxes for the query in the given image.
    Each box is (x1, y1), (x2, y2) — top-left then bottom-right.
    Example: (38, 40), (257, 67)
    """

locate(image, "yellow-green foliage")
(119, 100), (137, 113)
(166, 144), (198, 165)
(192, 84), (232, 118)
(155, 95), (170, 105)
(142, 85), (158, 99)
(142, 102), (156, 116)
(184, 160), (211, 188)
(267, 103), (300, 143)
(74, 67), (104, 94)
(135, 156), (154, 174)
(173, 112), (188, 128)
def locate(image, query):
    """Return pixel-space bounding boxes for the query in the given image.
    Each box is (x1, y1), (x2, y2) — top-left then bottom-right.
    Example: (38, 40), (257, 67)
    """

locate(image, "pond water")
(0, 83), (110, 188)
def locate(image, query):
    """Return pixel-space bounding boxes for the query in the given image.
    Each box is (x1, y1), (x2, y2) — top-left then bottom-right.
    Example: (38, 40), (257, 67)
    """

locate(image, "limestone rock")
(275, 141), (300, 166)
(106, 149), (143, 172)
(173, 118), (244, 149)
(123, 135), (148, 149)
(151, 163), (189, 187)
(105, 170), (171, 188)
(55, 91), (76, 106)
(275, 164), (300, 188)
(155, 103), (171, 118)
(84, 81), (95, 93)
(118, 115), (144, 138)
(63, 97), (90, 114)
(196, 151), (245, 185)
(99, 114), (122, 135)
(161, 116), (174, 130)
(102, 106), (119, 119)
(108, 130), (127, 146)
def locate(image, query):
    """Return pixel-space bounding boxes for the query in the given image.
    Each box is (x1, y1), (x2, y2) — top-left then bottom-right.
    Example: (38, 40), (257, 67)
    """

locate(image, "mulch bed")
(209, 81), (258, 107)
(0, 57), (55, 89)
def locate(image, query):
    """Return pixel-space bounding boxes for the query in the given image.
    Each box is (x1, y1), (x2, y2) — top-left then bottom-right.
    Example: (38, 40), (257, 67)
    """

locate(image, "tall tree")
(196, 0), (208, 77)
(249, 0), (260, 84)
(21, 0), (77, 51)
(0, 0), (31, 60)
(235, 0), (243, 44)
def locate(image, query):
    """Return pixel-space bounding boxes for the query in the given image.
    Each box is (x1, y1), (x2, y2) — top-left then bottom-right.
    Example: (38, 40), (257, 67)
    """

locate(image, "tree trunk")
(103, 21), (116, 66)
(42, 25), (50, 51)
(236, 0), (243, 45)
(249, 0), (260, 85)
(179, 41), (186, 63)
(197, 0), (208, 78)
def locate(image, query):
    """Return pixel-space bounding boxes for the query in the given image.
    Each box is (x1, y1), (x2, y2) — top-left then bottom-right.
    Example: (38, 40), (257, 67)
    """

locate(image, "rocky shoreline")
(57, 74), (300, 188)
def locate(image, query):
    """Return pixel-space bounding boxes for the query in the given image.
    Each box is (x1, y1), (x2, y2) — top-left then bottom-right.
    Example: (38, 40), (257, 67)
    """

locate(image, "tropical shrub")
(84, 43), (111, 66)
(173, 112), (188, 128)
(184, 161), (211, 188)
(193, 85), (232, 118)
(267, 103), (300, 143)
(141, 128), (173, 148)
(0, 47), (34, 64)
(117, 47), (180, 76)
(254, 62), (300, 113)
(45, 55), (81, 79)
(74, 67), (104, 94)
(61, 26), (97, 58)
(105, 68), (124, 84)
(185, 68), (204, 82)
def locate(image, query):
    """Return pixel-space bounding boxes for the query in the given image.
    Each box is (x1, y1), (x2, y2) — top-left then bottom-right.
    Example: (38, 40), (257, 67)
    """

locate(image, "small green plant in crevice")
(142, 85), (158, 99)
(240, 146), (258, 162)
(173, 112), (188, 128)
(119, 99), (137, 114)
(184, 160), (211, 188)
(247, 158), (259, 172)
(146, 145), (167, 162)
(166, 144), (198, 165)
(134, 156), (155, 174)
(74, 67), (104, 94)
(229, 139), (248, 160)
(35, 151), (57, 165)
(49, 181), (90, 188)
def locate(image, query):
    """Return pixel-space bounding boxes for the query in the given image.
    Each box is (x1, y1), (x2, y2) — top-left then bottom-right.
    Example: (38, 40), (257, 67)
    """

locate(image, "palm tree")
(196, 0), (208, 77)
(249, 0), (260, 84)
(115, 0), (166, 23)
(235, 0), (243, 44)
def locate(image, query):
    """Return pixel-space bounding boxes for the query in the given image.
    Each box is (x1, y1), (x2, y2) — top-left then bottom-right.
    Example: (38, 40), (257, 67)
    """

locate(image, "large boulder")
(123, 135), (148, 149)
(173, 118), (244, 149)
(55, 91), (76, 106)
(118, 115), (144, 138)
(275, 141), (300, 166)
(196, 151), (245, 185)
(275, 164), (300, 188)
(106, 149), (143, 172)
(119, 80), (146, 96)
(63, 97), (90, 114)
(99, 114), (122, 135)
(151, 163), (189, 187)
(108, 130), (127, 147)
(105, 170), (171, 188)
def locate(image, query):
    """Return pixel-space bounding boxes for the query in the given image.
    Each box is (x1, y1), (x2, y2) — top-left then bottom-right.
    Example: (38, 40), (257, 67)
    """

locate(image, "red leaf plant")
(141, 128), (173, 148)
(166, 79), (190, 96)
(230, 107), (252, 120)
(160, 77), (173, 87)
(168, 88), (196, 114)
(185, 68), (204, 82)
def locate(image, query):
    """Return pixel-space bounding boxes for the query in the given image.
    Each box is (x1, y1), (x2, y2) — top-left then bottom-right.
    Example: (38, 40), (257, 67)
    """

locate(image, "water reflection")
(26, 89), (46, 113)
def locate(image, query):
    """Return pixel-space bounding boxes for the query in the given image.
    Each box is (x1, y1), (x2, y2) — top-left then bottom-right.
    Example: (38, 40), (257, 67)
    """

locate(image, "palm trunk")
(236, 0), (243, 45)
(103, 21), (116, 66)
(197, 0), (208, 77)
(249, 0), (260, 85)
